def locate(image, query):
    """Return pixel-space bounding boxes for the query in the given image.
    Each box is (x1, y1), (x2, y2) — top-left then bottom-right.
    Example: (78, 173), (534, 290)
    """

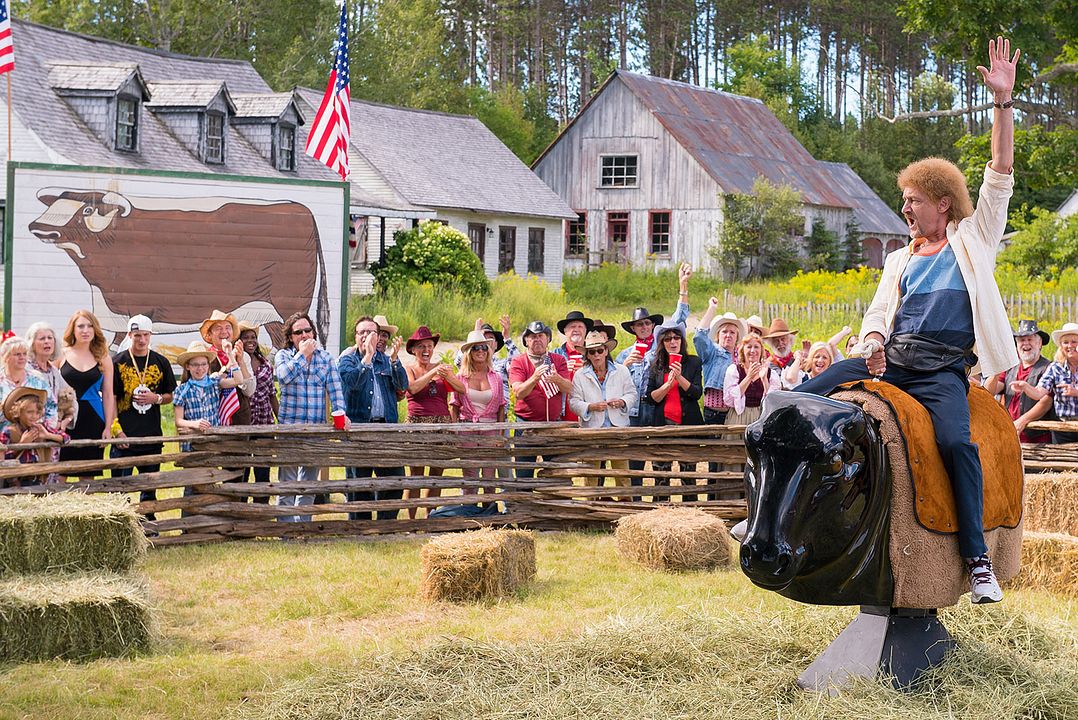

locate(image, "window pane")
(600, 156), (638, 187)
(528, 228), (545, 274)
(206, 114), (224, 163)
(566, 212), (587, 256)
(277, 126), (295, 171)
(649, 211), (671, 255)
(115, 98), (138, 151)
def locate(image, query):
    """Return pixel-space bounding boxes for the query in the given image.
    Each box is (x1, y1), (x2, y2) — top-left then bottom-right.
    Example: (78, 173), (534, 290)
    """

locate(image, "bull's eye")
(826, 452), (843, 476)
(82, 206), (94, 216)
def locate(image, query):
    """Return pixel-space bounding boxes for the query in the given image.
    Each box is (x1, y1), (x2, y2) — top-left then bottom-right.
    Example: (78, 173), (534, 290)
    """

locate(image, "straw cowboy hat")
(762, 318), (798, 339)
(460, 330), (495, 354)
(199, 310), (239, 344)
(1051, 322), (1078, 346)
(556, 310), (594, 334)
(744, 315), (766, 336)
(372, 314), (399, 336)
(177, 340), (219, 366)
(709, 312), (746, 341)
(3, 386), (47, 422)
(406, 326), (441, 354)
(621, 307), (664, 333)
(582, 330), (617, 354)
(237, 320), (261, 335)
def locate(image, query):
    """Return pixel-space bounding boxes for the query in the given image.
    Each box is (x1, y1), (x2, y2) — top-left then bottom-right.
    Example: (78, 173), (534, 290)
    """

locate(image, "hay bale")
(614, 507), (733, 571)
(1023, 472), (1078, 536)
(0, 572), (154, 662)
(0, 493), (146, 577)
(420, 528), (536, 602)
(1006, 531), (1078, 598)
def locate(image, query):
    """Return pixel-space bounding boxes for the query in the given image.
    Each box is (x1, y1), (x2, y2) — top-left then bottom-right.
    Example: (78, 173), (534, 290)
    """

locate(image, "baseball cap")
(127, 315), (153, 333)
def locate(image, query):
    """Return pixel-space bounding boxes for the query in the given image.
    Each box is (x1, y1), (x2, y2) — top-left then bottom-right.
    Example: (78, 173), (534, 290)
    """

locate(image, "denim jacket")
(614, 301), (689, 417)
(338, 350), (409, 423)
(692, 328), (734, 391)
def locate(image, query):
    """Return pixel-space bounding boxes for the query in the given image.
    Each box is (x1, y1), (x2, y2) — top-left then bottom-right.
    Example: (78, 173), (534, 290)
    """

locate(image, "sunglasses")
(291, 326), (314, 336)
(586, 348), (606, 355)
(469, 345), (489, 353)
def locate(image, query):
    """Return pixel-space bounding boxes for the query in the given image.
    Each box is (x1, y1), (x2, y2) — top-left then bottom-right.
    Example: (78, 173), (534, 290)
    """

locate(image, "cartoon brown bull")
(28, 189), (330, 348)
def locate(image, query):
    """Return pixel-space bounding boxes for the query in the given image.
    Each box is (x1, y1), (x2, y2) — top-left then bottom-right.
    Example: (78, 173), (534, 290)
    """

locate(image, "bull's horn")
(36, 187), (77, 203)
(100, 191), (132, 217)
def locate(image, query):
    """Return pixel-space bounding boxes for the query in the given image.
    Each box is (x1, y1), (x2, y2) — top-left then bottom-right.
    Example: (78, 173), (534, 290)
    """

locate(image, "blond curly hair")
(897, 157), (973, 224)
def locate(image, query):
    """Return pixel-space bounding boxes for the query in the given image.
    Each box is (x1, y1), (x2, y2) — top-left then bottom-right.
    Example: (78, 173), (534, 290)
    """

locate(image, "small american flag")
(305, 1), (350, 180)
(538, 360), (560, 399)
(218, 385), (240, 425)
(0, 0), (15, 75)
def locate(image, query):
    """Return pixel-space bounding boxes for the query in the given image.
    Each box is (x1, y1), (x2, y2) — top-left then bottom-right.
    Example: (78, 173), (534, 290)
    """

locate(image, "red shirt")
(662, 372), (682, 424)
(509, 353), (570, 421)
(1000, 364), (1050, 443)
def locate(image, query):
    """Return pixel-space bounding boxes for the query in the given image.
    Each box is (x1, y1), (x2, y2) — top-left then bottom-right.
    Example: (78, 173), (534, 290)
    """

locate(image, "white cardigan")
(860, 164), (1019, 378)
(568, 363), (638, 428)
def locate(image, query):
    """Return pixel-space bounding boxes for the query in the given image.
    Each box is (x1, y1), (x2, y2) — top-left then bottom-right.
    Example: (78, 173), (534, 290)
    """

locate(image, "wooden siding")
(436, 210), (565, 288)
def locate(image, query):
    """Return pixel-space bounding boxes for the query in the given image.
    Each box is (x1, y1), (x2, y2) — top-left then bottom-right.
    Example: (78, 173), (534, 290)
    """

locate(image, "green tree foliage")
(998, 209), (1078, 280)
(721, 35), (814, 131)
(372, 221), (490, 296)
(805, 218), (841, 272)
(957, 126), (1078, 219)
(843, 216), (865, 270)
(712, 179), (803, 279)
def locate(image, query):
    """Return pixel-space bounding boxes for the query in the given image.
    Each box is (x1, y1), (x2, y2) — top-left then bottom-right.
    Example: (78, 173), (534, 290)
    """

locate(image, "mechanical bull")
(737, 385), (1024, 690)
(29, 189), (330, 348)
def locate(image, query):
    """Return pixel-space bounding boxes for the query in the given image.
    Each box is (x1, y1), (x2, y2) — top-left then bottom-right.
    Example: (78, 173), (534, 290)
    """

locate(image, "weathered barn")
(532, 70), (908, 271)
(818, 162), (910, 267)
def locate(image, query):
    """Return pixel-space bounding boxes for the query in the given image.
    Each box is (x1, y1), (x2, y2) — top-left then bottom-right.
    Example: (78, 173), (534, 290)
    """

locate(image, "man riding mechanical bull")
(778, 37), (1022, 605)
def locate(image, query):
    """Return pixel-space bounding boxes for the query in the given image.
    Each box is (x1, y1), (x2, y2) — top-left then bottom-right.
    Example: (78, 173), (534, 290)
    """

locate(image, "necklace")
(128, 348), (153, 414)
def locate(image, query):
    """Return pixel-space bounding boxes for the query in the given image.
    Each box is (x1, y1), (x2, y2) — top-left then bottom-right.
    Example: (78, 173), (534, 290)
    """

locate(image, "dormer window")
(205, 112), (225, 163)
(115, 96), (139, 152)
(277, 124), (295, 171)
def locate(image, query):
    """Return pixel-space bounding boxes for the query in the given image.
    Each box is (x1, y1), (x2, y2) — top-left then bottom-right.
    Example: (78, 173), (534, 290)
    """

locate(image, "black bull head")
(740, 392), (894, 606)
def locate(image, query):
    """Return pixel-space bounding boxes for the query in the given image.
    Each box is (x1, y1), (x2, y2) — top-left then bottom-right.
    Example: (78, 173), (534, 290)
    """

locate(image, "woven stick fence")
(0, 420), (1075, 547)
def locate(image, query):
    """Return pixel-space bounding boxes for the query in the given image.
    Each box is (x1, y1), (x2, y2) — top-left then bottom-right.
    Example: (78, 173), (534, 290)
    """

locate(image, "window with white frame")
(205, 112), (225, 164)
(115, 96), (139, 152)
(600, 155), (638, 187)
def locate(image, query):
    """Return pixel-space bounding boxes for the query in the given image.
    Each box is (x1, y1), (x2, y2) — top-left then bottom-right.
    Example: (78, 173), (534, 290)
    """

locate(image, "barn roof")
(295, 88), (576, 219)
(818, 162), (910, 237)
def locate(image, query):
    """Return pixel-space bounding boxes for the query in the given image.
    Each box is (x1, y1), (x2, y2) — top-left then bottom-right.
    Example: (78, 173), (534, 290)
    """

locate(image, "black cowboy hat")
(521, 320), (553, 343)
(480, 322), (505, 352)
(556, 310), (594, 334)
(1013, 319), (1049, 345)
(590, 319), (619, 341)
(620, 307), (664, 334)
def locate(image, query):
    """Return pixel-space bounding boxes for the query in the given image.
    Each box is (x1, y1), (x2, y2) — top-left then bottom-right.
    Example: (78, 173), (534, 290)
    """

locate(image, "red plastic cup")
(669, 353), (682, 366)
(332, 410), (347, 430)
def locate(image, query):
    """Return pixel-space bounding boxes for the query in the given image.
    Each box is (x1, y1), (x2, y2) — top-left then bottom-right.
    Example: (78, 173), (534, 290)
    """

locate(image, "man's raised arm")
(977, 36), (1020, 175)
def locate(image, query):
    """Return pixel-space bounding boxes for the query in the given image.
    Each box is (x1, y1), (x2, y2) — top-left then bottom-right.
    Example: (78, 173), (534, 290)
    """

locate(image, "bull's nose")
(740, 540), (798, 589)
(30, 228), (61, 240)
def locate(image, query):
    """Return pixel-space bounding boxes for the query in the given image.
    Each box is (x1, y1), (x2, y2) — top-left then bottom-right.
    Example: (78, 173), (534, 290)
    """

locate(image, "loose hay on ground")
(1023, 472), (1078, 536)
(420, 528), (536, 602)
(0, 493), (145, 577)
(614, 507), (732, 571)
(0, 572), (153, 662)
(1007, 531), (1078, 597)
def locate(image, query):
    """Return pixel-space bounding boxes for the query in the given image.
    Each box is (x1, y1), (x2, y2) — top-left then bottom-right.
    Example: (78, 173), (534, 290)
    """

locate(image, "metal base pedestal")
(797, 605), (956, 694)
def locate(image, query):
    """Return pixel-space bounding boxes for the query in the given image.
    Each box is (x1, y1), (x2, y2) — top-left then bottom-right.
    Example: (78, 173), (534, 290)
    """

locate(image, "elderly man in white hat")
(694, 297), (745, 427)
(111, 315), (177, 521)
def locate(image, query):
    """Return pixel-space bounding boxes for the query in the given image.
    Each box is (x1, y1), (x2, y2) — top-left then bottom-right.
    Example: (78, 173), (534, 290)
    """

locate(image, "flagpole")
(6, 73), (11, 161)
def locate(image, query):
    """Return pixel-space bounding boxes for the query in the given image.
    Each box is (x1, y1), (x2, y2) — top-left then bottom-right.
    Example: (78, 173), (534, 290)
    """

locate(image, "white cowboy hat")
(460, 329), (495, 354)
(582, 330), (617, 353)
(372, 314), (399, 336)
(1051, 322), (1078, 346)
(709, 312), (746, 341)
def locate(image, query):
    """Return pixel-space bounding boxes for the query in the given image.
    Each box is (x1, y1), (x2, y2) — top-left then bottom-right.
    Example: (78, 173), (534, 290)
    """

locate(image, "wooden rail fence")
(0, 420), (1074, 547)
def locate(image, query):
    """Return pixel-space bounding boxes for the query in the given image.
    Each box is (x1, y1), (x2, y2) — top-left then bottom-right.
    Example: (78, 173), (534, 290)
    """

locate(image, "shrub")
(998, 208), (1078, 281)
(371, 221), (490, 296)
(712, 178), (803, 279)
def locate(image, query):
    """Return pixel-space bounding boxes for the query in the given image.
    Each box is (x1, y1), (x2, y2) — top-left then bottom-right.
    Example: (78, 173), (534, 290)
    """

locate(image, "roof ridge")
(13, 18), (257, 67)
(615, 69), (766, 106)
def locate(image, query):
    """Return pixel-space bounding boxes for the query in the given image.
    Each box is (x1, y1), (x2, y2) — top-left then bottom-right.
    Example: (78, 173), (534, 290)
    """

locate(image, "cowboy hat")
(709, 312), (746, 341)
(199, 310), (239, 344)
(621, 307), (664, 334)
(479, 322), (505, 352)
(582, 330), (617, 354)
(2, 386), (47, 422)
(521, 320), (553, 343)
(1013, 319), (1049, 345)
(556, 310), (594, 334)
(460, 330), (495, 354)
(177, 340), (219, 366)
(761, 318), (798, 339)
(589, 319), (619, 341)
(744, 315), (766, 336)
(237, 320), (261, 335)
(372, 315), (399, 336)
(652, 320), (687, 345)
(1051, 322), (1078, 346)
(406, 326), (441, 354)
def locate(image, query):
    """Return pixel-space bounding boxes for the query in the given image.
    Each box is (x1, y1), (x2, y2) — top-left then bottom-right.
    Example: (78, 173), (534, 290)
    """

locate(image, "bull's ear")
(37, 193), (59, 207)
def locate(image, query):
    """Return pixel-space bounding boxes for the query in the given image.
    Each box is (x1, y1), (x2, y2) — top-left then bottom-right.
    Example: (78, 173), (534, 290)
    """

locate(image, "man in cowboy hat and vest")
(509, 320), (573, 478)
(794, 37), (1022, 605)
(111, 315), (177, 521)
(199, 310), (255, 425)
(551, 311), (594, 422)
(983, 320), (1054, 443)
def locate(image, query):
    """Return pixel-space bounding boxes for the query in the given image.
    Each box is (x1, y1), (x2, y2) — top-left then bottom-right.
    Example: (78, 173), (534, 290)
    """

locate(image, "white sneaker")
(730, 519), (748, 542)
(967, 555), (1003, 604)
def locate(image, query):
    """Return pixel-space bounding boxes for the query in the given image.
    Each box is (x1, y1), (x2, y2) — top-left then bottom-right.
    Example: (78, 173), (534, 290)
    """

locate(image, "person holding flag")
(509, 321), (573, 478)
(199, 310), (255, 426)
(305, 0), (351, 181)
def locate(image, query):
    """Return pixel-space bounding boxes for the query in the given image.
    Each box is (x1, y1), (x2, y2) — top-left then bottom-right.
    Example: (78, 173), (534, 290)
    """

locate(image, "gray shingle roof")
(233, 93), (303, 121)
(146, 81), (234, 110)
(47, 62), (142, 93)
(296, 88), (575, 220)
(818, 162), (910, 236)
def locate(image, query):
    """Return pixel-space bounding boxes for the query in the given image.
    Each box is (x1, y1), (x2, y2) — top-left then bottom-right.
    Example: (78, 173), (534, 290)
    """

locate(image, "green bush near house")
(371, 221), (490, 297)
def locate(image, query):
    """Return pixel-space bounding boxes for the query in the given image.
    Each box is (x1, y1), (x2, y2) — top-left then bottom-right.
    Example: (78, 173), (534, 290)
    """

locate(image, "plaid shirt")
(274, 347), (345, 425)
(1038, 361), (1078, 420)
(173, 376), (222, 451)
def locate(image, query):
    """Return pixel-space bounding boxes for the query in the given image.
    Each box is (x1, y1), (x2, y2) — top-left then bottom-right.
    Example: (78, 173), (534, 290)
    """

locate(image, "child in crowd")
(173, 340), (250, 451)
(0, 387), (69, 487)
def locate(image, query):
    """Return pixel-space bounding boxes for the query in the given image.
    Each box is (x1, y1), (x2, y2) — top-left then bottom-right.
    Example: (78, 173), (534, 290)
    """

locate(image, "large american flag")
(0, 0), (15, 75)
(305, 1), (350, 180)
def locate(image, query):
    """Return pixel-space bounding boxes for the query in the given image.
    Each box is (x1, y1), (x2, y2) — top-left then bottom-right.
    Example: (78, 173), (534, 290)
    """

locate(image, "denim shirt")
(338, 350), (409, 423)
(692, 328), (735, 391)
(614, 301), (689, 417)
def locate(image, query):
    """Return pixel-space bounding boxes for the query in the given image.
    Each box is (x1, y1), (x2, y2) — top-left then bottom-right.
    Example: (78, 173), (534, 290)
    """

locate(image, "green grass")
(0, 533), (1073, 719)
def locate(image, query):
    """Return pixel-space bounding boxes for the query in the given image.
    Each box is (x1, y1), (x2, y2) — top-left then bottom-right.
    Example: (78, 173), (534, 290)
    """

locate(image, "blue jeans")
(277, 465), (321, 523)
(795, 357), (987, 558)
(347, 466), (405, 520)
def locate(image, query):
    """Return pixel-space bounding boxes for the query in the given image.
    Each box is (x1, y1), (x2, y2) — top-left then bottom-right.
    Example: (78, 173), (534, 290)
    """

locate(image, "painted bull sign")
(5, 164), (347, 354)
